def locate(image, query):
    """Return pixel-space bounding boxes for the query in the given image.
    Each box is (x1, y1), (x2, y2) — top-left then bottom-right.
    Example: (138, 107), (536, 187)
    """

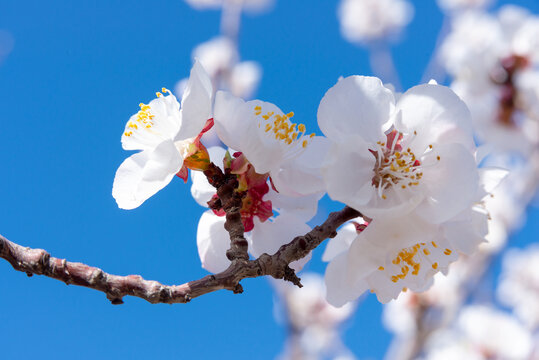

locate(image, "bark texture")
(0, 206), (360, 305)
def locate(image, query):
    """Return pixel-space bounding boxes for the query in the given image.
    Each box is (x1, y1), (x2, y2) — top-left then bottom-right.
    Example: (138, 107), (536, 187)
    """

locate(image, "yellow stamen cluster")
(124, 89), (169, 137)
(254, 105), (315, 148)
(377, 241), (453, 284)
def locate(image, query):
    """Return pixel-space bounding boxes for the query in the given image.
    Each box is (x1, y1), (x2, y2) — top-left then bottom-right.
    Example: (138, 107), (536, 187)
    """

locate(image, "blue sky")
(1, 1), (538, 359)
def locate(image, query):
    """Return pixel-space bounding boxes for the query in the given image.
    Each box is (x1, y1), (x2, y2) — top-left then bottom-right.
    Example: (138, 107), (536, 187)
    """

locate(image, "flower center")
(124, 88), (170, 137)
(370, 131), (427, 200)
(377, 241), (453, 284)
(254, 105), (315, 148)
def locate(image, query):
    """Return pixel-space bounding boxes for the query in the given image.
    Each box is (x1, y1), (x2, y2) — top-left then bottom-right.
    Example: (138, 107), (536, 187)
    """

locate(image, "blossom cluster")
(112, 56), (501, 308)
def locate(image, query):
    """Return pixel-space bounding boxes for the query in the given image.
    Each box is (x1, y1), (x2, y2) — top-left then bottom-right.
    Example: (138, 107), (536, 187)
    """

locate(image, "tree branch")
(0, 206), (360, 305)
(204, 163), (249, 261)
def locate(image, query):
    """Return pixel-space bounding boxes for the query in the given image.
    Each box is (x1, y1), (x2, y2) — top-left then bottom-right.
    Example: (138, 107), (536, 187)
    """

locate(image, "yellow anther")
(262, 115), (269, 120)
(432, 262), (438, 270)
(378, 266), (385, 271)
(423, 249), (430, 256)
(428, 144), (433, 149)
(391, 276), (399, 283)
(437, 156), (441, 161)
(310, 133), (315, 138)
(382, 195), (387, 199)
(156, 92), (163, 97)
(402, 287), (408, 292)
(286, 111), (294, 118)
(298, 124), (306, 133)
(444, 249), (452, 255)
(161, 87), (168, 93)
(265, 124), (272, 132)
(302, 140), (308, 148)
(255, 105), (261, 111)
(431, 241), (438, 248)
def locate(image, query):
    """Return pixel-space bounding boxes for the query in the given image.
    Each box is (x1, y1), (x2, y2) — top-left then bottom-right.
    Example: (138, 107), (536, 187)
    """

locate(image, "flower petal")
(122, 93), (182, 151)
(318, 76), (395, 143)
(196, 210), (230, 273)
(322, 136), (376, 211)
(322, 223), (358, 262)
(395, 83), (475, 154)
(415, 143), (479, 224)
(175, 60), (213, 141)
(271, 136), (329, 196)
(112, 139), (183, 209)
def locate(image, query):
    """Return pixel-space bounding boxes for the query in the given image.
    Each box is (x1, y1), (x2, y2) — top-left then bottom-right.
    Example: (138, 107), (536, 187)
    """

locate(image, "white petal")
(175, 60), (213, 141)
(214, 91), (257, 155)
(318, 76), (394, 143)
(249, 215), (312, 271)
(415, 143), (479, 224)
(122, 94), (182, 151)
(477, 167), (508, 199)
(395, 84), (475, 155)
(322, 137), (376, 211)
(196, 210), (230, 273)
(443, 208), (488, 255)
(324, 252), (360, 307)
(112, 139), (183, 209)
(266, 190), (322, 223)
(270, 136), (329, 196)
(322, 223), (358, 262)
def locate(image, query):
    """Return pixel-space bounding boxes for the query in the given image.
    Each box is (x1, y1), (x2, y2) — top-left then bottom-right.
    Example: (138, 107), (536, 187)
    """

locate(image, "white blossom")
(425, 305), (533, 360)
(112, 61), (212, 209)
(440, 6), (539, 153)
(338, 0), (414, 44)
(319, 75), (478, 223)
(323, 167), (504, 305)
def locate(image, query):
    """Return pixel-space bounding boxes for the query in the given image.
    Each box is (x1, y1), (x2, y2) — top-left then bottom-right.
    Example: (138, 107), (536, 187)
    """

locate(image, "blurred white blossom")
(436, 0), (492, 14)
(338, 0), (413, 44)
(274, 273), (357, 360)
(184, 0), (274, 13)
(424, 305), (533, 360)
(498, 245), (539, 330)
(440, 6), (539, 153)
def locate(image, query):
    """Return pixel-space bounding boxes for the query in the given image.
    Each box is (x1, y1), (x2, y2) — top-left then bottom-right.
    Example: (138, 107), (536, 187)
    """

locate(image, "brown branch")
(204, 163), (249, 261)
(0, 206), (360, 305)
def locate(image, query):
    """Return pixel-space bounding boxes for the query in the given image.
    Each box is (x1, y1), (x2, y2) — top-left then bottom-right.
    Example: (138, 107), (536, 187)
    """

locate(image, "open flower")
(338, 0), (414, 45)
(323, 167), (505, 305)
(214, 91), (328, 196)
(112, 61), (213, 209)
(319, 75), (478, 223)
